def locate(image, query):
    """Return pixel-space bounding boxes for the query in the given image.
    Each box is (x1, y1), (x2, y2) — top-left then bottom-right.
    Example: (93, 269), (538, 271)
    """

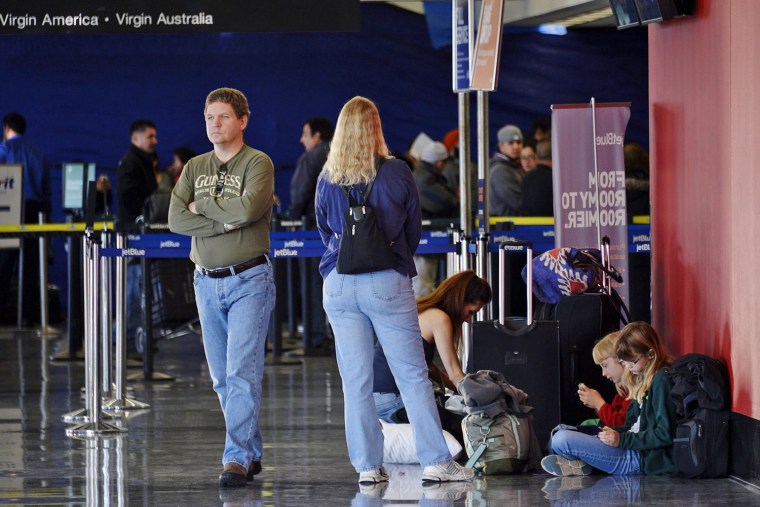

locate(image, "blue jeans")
(373, 392), (405, 423)
(193, 260), (275, 469)
(550, 428), (641, 475)
(323, 269), (451, 472)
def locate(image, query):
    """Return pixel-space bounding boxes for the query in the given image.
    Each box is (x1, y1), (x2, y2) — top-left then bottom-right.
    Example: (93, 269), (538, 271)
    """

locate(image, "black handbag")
(335, 162), (396, 274)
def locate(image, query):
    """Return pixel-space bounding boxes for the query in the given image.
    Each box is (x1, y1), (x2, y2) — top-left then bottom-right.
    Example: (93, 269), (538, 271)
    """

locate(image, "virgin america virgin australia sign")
(0, 0), (359, 34)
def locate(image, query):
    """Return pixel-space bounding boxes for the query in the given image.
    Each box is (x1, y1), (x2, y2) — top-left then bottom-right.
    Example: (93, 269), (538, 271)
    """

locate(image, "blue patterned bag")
(521, 248), (604, 304)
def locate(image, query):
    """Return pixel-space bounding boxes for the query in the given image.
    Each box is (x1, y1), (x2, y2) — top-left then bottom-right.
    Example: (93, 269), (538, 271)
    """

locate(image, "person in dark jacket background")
(288, 117), (334, 352)
(116, 119), (158, 354)
(412, 141), (458, 297)
(117, 120), (158, 229)
(289, 117), (333, 223)
(0, 112), (50, 326)
(520, 140), (554, 217)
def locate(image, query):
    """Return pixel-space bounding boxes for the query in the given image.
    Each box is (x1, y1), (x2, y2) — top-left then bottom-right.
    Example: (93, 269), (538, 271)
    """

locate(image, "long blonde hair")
(323, 96), (390, 185)
(592, 331), (628, 397)
(616, 321), (674, 403)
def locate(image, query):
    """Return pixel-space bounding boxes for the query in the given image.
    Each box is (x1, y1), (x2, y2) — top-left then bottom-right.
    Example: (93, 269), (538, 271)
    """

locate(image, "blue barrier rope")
(99, 224), (650, 259)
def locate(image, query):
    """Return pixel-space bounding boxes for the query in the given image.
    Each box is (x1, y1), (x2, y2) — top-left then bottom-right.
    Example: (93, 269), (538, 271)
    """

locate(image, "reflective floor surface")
(1, 326), (759, 506)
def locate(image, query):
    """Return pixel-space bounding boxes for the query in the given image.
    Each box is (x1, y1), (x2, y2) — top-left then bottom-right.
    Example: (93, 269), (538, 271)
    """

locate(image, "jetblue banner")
(0, 0), (359, 34)
(551, 101), (631, 302)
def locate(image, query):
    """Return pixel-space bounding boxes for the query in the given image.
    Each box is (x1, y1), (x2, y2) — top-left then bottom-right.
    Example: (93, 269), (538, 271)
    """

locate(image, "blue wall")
(0, 4), (647, 305)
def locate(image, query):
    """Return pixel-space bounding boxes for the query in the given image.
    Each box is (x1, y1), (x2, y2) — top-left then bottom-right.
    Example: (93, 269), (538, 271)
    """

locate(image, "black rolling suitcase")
(468, 241), (561, 446)
(533, 238), (630, 424)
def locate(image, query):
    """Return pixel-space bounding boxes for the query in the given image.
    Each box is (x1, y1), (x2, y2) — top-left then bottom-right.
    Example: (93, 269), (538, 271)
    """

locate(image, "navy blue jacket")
(0, 134), (50, 210)
(315, 157), (421, 279)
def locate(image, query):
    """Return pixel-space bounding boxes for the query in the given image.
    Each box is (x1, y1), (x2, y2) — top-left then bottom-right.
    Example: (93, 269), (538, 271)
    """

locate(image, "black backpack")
(335, 162), (396, 275)
(667, 353), (731, 478)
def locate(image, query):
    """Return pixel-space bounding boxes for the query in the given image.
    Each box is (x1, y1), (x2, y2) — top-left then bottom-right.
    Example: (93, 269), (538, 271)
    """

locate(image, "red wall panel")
(650, 1), (760, 419)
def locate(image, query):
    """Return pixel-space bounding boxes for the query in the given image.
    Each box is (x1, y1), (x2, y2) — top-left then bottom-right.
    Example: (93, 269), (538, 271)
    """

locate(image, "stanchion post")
(268, 218), (283, 357)
(65, 181), (124, 437)
(113, 233), (127, 400)
(100, 228), (113, 396)
(141, 253), (154, 380)
(86, 237), (102, 422)
(16, 235), (24, 328)
(103, 233), (149, 412)
(459, 231), (471, 272)
(286, 258), (297, 339)
(447, 227), (460, 277)
(476, 231), (491, 320)
(58, 224), (85, 359)
(38, 211), (50, 331)
(265, 217), (301, 366)
(299, 216), (313, 351)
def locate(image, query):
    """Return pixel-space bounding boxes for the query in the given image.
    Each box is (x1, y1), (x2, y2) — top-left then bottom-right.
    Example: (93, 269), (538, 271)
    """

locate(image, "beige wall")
(649, 0), (760, 419)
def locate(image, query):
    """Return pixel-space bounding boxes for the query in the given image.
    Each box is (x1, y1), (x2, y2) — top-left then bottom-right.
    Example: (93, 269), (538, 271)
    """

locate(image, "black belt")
(197, 255), (267, 278)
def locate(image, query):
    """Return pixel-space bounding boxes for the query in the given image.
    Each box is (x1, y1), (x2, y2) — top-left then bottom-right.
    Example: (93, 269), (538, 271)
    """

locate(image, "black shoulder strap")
(339, 184), (353, 205)
(360, 158), (385, 203)
(341, 158), (386, 206)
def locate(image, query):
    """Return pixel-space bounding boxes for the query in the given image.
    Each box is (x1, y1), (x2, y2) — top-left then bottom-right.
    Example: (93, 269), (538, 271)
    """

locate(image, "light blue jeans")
(323, 268), (452, 472)
(550, 428), (641, 475)
(373, 392), (405, 423)
(193, 260), (275, 469)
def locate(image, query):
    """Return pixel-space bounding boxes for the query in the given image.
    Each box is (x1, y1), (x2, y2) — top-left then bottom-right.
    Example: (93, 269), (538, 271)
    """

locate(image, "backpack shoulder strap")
(359, 158), (386, 204)
(340, 184), (357, 207)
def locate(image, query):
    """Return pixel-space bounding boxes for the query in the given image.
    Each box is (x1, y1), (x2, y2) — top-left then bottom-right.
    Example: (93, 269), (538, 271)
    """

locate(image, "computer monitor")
(62, 162), (95, 213)
(609, 0), (641, 29)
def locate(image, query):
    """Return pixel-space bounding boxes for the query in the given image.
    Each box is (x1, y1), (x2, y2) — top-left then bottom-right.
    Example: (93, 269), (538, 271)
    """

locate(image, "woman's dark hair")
(416, 270), (492, 349)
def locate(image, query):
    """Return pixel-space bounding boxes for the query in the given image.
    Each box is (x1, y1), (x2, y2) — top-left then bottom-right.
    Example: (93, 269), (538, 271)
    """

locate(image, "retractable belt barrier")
(0, 221), (652, 255)
(94, 224), (650, 259)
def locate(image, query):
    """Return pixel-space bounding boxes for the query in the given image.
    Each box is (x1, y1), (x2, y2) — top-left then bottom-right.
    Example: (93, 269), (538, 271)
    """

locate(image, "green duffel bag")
(461, 411), (532, 475)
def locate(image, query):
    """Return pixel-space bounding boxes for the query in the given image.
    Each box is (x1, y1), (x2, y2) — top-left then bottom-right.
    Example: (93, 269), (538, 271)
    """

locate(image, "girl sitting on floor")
(578, 331), (631, 427)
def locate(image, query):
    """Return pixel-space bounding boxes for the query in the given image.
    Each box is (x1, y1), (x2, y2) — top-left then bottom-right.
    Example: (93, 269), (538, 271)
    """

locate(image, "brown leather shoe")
(219, 462), (247, 488)
(247, 460), (262, 481)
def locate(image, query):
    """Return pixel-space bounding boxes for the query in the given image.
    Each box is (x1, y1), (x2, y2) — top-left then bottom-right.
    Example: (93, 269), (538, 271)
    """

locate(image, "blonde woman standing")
(315, 96), (474, 485)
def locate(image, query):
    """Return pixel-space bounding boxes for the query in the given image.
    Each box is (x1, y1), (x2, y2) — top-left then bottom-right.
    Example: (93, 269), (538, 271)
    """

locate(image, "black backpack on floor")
(667, 353), (731, 478)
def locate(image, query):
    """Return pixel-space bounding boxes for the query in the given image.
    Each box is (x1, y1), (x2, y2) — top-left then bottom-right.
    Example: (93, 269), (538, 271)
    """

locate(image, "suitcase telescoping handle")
(499, 240), (533, 326)
(602, 235), (611, 292)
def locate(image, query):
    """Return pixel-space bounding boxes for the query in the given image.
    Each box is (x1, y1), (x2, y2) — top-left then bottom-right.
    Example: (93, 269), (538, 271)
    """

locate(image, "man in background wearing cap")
(489, 124), (525, 216)
(412, 141), (459, 297)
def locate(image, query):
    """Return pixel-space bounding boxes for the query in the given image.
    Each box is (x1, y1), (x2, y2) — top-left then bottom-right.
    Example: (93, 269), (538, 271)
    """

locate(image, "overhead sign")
(0, 0), (359, 34)
(470, 0), (504, 91)
(0, 164), (23, 249)
(452, 0), (473, 92)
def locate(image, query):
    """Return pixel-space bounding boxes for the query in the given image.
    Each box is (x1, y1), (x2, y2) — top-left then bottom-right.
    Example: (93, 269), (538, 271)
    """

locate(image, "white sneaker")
(421, 461), (474, 482)
(358, 466), (389, 484)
